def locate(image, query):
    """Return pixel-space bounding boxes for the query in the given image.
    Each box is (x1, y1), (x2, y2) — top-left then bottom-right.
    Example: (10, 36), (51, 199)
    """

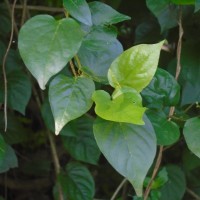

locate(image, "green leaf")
(108, 41), (164, 92)
(0, 112), (29, 145)
(41, 98), (55, 132)
(195, 0), (200, 12)
(49, 75), (95, 135)
(0, 134), (18, 173)
(147, 110), (180, 146)
(92, 89), (146, 125)
(55, 162), (95, 200)
(0, 70), (32, 114)
(61, 116), (100, 164)
(183, 117), (200, 158)
(89, 1), (130, 26)
(63, 0), (92, 26)
(78, 39), (123, 83)
(171, 0), (195, 4)
(180, 41), (200, 105)
(160, 165), (186, 200)
(18, 15), (83, 89)
(146, 0), (179, 32)
(142, 68), (180, 109)
(81, 26), (117, 50)
(93, 116), (157, 196)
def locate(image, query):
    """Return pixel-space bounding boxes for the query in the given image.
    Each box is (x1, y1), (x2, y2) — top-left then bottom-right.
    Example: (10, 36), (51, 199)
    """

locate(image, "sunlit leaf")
(108, 41), (164, 91)
(92, 89), (146, 125)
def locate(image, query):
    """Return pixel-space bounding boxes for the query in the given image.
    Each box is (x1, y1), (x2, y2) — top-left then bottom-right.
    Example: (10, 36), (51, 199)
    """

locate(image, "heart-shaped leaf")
(89, 1), (130, 25)
(49, 75), (95, 135)
(54, 162), (95, 200)
(0, 134), (18, 173)
(61, 116), (101, 165)
(63, 0), (92, 26)
(142, 68), (180, 109)
(18, 15), (83, 89)
(183, 117), (200, 158)
(92, 89), (146, 125)
(108, 41), (164, 92)
(147, 110), (180, 146)
(0, 70), (31, 114)
(93, 116), (156, 196)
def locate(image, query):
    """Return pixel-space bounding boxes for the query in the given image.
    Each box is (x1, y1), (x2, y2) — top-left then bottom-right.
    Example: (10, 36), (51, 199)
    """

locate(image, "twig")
(186, 188), (200, 200)
(69, 60), (78, 77)
(143, 6), (184, 200)
(2, 0), (17, 132)
(110, 178), (127, 200)
(143, 146), (163, 200)
(0, 176), (52, 190)
(4, 0), (18, 35)
(12, 4), (64, 12)
(175, 6), (184, 80)
(20, 0), (27, 26)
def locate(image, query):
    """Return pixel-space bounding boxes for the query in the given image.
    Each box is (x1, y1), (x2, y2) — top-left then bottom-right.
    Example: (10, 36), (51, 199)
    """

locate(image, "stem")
(110, 178), (127, 200)
(143, 6), (184, 200)
(143, 146), (163, 200)
(186, 188), (200, 200)
(2, 0), (17, 132)
(74, 55), (82, 70)
(12, 4), (64, 12)
(69, 60), (78, 77)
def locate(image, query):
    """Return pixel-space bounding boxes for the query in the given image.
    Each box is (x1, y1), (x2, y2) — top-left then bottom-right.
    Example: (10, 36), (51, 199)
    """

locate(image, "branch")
(110, 178), (127, 200)
(12, 4), (64, 12)
(186, 188), (200, 200)
(143, 146), (163, 200)
(143, 6), (184, 200)
(2, 0), (18, 132)
(0, 176), (52, 190)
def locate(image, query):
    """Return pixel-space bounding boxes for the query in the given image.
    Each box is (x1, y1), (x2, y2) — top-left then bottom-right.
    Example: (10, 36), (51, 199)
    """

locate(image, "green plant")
(1, 0), (200, 200)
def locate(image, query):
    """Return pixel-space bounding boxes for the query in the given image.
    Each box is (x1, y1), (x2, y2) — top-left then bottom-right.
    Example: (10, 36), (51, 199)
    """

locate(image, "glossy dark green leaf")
(93, 116), (156, 196)
(160, 165), (186, 200)
(0, 112), (29, 145)
(63, 0), (92, 26)
(49, 75), (95, 135)
(0, 70), (32, 114)
(135, 18), (163, 44)
(142, 68), (180, 109)
(89, 1), (130, 26)
(18, 15), (83, 89)
(78, 39), (123, 82)
(92, 89), (146, 125)
(182, 149), (200, 171)
(55, 162), (95, 200)
(82, 26), (117, 50)
(147, 110), (180, 145)
(183, 117), (200, 158)
(0, 134), (18, 173)
(180, 41), (200, 105)
(195, 0), (200, 12)
(171, 0), (195, 4)
(0, 4), (11, 38)
(146, 0), (179, 32)
(41, 98), (55, 132)
(108, 41), (164, 92)
(61, 116), (100, 164)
